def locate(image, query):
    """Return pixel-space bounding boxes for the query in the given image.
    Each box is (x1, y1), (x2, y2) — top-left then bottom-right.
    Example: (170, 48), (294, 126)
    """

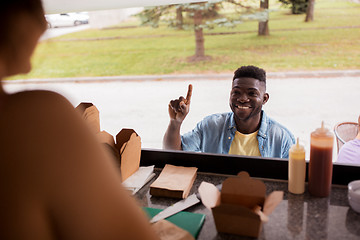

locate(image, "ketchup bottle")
(308, 122), (334, 197)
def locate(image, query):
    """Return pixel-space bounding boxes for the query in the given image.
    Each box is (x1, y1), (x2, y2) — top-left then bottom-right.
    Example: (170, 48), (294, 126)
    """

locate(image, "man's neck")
(234, 114), (262, 134)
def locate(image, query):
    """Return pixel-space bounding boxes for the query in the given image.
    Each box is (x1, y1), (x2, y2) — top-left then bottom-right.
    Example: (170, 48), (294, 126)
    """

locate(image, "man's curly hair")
(233, 66), (266, 85)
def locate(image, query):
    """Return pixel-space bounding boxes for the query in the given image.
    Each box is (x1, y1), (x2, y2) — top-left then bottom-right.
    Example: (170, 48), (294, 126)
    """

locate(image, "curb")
(4, 70), (360, 84)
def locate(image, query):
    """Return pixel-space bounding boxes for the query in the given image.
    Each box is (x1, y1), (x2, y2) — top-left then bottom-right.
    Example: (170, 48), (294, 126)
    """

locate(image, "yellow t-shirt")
(228, 130), (261, 156)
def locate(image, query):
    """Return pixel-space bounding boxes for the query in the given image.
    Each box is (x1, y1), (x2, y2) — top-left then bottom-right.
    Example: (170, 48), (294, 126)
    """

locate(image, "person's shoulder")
(198, 112), (231, 126)
(8, 90), (71, 107)
(351, 138), (360, 145)
(0, 90), (87, 166)
(7, 90), (74, 114)
(203, 112), (231, 121)
(340, 139), (360, 151)
(264, 113), (295, 141)
(337, 139), (360, 164)
(3, 90), (77, 128)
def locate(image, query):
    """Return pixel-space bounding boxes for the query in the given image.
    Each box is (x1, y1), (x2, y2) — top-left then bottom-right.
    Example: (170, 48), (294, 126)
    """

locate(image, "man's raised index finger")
(186, 84), (193, 104)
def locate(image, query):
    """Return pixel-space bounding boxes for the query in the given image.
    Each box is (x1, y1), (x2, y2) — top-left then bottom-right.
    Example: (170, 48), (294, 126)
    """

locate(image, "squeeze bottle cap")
(290, 137), (305, 153)
(312, 121), (333, 138)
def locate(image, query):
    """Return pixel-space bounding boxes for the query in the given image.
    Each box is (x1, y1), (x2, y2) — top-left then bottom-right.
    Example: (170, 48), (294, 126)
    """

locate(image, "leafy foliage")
(279, 0), (309, 14)
(136, 0), (269, 60)
(137, 0), (268, 30)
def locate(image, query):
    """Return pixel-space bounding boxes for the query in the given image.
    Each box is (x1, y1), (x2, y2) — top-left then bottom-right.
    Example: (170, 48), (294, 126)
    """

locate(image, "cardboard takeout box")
(75, 103), (141, 182)
(75, 102), (100, 134)
(115, 129), (141, 182)
(198, 171), (283, 238)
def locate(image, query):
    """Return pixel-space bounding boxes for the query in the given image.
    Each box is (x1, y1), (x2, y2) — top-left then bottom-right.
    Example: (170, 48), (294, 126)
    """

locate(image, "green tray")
(143, 207), (205, 239)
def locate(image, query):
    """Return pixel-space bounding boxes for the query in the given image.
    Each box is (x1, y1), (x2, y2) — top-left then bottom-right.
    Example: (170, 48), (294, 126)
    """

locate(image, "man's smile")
(235, 105), (251, 109)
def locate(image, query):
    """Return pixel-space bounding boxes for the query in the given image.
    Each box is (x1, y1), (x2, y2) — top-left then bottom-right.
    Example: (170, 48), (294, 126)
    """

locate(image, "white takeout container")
(348, 180), (360, 213)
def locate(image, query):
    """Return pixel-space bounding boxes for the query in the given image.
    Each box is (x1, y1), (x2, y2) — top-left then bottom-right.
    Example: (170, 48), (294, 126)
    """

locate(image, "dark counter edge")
(140, 148), (360, 186)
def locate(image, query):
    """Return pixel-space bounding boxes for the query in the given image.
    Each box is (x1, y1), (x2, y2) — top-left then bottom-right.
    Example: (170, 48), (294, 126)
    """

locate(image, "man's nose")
(237, 94), (249, 103)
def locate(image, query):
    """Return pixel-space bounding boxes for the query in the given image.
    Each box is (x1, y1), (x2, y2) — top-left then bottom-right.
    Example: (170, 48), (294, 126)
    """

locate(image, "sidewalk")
(4, 71), (360, 161)
(6, 69), (360, 84)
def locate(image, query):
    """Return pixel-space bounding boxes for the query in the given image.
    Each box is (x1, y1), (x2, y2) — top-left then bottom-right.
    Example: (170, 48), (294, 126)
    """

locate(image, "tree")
(258, 0), (269, 36)
(305, 0), (315, 22)
(190, 7), (210, 61)
(279, 0), (308, 14)
(137, 0), (267, 62)
(175, 6), (184, 30)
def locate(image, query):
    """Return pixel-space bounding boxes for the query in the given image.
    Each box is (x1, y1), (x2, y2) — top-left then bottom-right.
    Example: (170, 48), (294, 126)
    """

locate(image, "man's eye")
(248, 91), (258, 97)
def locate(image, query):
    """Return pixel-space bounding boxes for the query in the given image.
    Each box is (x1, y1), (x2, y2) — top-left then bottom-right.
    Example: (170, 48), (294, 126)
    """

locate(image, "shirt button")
(228, 137), (231, 139)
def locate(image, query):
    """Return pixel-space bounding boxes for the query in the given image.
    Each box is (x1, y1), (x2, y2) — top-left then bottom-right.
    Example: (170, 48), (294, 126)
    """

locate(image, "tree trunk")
(258, 0), (269, 36)
(305, 0), (315, 22)
(194, 9), (205, 58)
(176, 7), (183, 30)
(187, 8), (211, 62)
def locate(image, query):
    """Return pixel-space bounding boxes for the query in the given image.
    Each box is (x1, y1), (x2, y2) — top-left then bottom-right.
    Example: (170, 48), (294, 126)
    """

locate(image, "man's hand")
(163, 84), (193, 150)
(168, 84), (193, 123)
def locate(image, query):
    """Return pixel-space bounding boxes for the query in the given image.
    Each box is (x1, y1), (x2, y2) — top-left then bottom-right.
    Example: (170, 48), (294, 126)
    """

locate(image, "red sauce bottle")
(308, 122), (334, 197)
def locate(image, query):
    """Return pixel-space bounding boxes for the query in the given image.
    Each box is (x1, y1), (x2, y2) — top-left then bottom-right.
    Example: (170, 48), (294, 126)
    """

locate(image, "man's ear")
(263, 93), (269, 105)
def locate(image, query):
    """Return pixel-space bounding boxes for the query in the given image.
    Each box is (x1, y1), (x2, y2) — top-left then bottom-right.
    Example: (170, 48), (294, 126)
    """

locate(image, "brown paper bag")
(150, 164), (197, 199)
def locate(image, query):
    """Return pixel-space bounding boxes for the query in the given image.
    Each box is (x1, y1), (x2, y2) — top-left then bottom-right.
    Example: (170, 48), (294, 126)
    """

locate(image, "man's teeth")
(237, 106), (250, 109)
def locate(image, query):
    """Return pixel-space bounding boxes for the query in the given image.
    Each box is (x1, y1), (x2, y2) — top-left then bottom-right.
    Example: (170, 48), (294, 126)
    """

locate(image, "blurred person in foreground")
(0, 1), (159, 239)
(337, 115), (360, 165)
(163, 65), (295, 158)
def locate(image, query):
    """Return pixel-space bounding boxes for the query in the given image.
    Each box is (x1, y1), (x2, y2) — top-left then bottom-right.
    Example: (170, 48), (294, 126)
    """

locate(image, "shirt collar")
(228, 112), (237, 131)
(258, 110), (268, 138)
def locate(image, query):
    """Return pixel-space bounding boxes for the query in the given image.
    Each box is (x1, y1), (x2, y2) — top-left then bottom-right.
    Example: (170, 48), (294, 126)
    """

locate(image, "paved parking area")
(4, 71), (360, 161)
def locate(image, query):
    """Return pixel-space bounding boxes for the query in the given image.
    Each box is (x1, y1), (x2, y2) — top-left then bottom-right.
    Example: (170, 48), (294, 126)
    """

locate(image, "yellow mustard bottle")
(288, 138), (306, 194)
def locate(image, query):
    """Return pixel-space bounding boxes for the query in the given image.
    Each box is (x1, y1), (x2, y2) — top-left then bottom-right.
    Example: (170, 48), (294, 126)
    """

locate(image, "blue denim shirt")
(181, 111), (295, 159)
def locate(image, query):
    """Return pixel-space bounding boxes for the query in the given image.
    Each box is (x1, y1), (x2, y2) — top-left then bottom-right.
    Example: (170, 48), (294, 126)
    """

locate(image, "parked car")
(45, 12), (89, 28)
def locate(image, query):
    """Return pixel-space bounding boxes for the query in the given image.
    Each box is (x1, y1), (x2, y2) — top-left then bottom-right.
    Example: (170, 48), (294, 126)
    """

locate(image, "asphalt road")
(4, 72), (360, 161)
(40, 24), (90, 41)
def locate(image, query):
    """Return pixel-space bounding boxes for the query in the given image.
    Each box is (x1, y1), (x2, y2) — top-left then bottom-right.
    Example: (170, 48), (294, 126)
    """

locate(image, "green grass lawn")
(10, 0), (360, 79)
